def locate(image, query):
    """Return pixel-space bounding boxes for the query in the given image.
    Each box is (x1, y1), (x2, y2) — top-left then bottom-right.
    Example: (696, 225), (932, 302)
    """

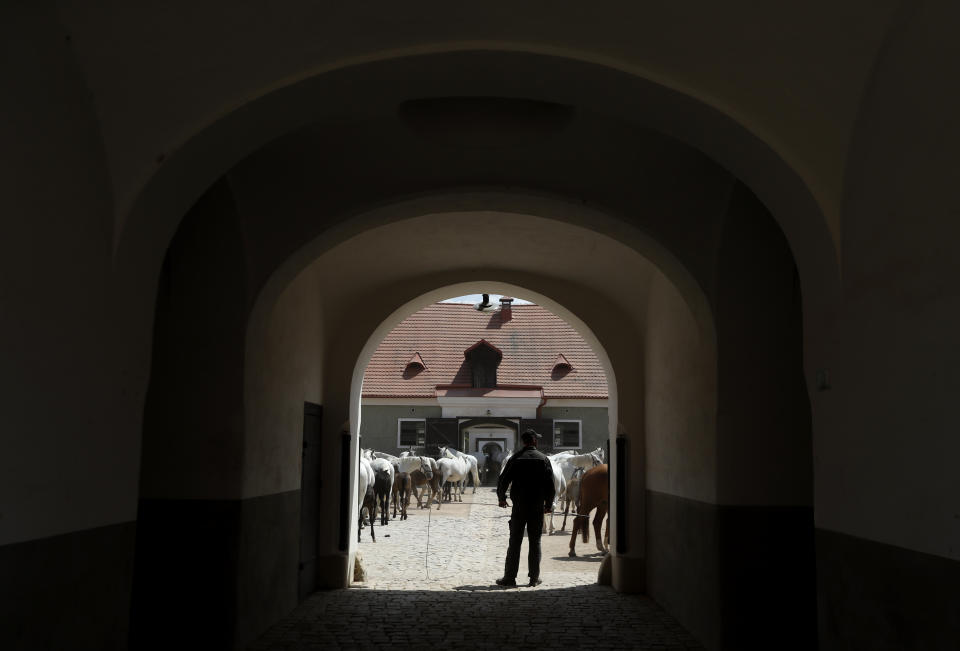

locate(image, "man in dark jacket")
(495, 428), (556, 587)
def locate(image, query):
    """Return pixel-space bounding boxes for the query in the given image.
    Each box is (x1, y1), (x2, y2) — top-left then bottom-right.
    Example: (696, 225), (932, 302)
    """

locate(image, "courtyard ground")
(251, 487), (704, 650)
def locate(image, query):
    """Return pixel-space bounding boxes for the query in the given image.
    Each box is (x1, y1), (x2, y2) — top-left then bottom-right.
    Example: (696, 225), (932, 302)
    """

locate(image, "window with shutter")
(397, 418), (426, 447)
(553, 420), (582, 449)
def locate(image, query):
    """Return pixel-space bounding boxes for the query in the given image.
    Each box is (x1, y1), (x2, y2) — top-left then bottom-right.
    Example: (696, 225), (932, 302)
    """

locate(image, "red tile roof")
(362, 303), (608, 399)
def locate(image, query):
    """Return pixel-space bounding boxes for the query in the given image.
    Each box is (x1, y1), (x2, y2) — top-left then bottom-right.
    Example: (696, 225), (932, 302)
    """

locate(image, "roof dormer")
(405, 352), (426, 372)
(464, 339), (502, 388)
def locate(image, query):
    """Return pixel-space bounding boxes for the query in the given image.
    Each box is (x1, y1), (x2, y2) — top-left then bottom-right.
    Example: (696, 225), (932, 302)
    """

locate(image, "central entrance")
(467, 426), (515, 485)
(468, 426), (513, 453)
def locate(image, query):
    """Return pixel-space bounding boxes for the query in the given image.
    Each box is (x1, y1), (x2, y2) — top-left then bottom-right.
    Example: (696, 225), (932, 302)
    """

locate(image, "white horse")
(408, 455), (438, 508)
(358, 456), (375, 510)
(367, 456), (394, 498)
(395, 454), (428, 475)
(358, 456), (375, 531)
(373, 450), (401, 464)
(435, 455), (469, 508)
(546, 456), (567, 534)
(551, 449), (604, 486)
(439, 446), (481, 493)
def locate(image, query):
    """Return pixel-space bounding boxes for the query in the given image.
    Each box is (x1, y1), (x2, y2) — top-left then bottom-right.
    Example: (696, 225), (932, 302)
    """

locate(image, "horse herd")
(358, 446), (610, 558)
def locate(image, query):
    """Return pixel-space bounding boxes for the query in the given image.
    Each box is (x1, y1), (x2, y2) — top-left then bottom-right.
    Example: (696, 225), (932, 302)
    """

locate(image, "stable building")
(359, 298), (608, 464)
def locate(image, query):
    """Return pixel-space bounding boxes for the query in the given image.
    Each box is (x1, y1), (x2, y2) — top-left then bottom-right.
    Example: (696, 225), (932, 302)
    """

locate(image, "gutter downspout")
(536, 387), (547, 419)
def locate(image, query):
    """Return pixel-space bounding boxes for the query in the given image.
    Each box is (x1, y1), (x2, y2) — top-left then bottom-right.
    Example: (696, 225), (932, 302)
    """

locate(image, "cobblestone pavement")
(251, 487), (704, 650)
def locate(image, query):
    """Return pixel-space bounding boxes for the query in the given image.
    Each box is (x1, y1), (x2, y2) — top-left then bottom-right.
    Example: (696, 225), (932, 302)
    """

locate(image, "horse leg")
(568, 516), (581, 557)
(561, 496), (570, 532)
(436, 479), (444, 509)
(594, 504), (607, 552)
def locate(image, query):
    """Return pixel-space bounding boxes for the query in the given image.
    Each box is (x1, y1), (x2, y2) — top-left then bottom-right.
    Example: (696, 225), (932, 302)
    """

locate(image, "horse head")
(419, 456), (434, 478)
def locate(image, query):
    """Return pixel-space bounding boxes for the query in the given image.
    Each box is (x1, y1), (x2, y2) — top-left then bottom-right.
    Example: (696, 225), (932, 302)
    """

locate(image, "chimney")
(499, 296), (513, 322)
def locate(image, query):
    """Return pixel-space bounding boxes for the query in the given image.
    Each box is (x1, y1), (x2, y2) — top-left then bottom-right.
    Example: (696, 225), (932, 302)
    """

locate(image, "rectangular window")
(553, 419), (582, 449)
(397, 418), (426, 448)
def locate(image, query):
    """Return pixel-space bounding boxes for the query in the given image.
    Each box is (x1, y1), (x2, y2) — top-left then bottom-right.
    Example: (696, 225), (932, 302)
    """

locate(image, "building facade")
(359, 299), (608, 475)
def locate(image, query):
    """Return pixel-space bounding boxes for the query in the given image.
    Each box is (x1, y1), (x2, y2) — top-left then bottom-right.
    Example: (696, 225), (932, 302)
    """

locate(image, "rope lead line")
(425, 502), (431, 579)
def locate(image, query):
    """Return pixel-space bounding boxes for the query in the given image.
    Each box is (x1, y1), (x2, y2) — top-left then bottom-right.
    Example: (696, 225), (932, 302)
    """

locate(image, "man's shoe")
(495, 577), (517, 587)
(527, 578), (542, 587)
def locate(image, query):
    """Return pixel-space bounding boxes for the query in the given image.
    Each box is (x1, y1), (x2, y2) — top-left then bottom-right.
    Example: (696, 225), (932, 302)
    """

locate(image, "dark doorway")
(298, 402), (322, 602)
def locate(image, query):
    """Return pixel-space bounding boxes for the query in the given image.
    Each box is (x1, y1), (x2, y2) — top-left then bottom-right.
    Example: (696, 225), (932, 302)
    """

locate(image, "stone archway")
(129, 53), (819, 649)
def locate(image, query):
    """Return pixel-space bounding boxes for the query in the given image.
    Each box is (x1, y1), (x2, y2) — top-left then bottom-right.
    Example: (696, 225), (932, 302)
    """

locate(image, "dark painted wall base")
(646, 490), (720, 649)
(646, 491), (817, 650)
(130, 490), (300, 650)
(0, 522), (135, 651)
(817, 528), (960, 651)
(236, 490), (301, 646)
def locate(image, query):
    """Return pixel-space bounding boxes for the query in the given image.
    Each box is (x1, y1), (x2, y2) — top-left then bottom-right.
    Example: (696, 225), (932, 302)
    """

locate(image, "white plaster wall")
(644, 271), (718, 504)
(243, 265), (324, 499)
(440, 404), (539, 419)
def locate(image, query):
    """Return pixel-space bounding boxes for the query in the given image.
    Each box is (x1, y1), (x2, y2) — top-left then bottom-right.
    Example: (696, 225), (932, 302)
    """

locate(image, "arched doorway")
(128, 52), (819, 649)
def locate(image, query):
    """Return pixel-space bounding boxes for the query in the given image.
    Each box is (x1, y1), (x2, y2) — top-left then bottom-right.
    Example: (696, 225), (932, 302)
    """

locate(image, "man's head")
(521, 428), (542, 446)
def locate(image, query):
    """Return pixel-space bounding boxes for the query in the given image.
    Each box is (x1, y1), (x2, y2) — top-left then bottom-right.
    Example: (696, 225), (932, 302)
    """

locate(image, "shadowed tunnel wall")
(131, 180), (323, 649)
(645, 184), (814, 650)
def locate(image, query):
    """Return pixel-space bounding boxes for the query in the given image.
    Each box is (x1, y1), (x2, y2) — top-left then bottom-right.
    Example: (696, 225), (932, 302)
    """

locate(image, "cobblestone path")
(251, 487), (704, 650)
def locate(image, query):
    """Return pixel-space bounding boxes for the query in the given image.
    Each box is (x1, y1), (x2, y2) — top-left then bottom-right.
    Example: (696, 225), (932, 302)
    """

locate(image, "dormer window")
(405, 352), (427, 371)
(552, 353), (572, 372)
(464, 339), (502, 388)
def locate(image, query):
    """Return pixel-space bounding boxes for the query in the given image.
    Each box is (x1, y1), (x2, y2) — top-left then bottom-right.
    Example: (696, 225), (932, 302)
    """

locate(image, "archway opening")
(132, 160), (813, 650)
(351, 289), (616, 590)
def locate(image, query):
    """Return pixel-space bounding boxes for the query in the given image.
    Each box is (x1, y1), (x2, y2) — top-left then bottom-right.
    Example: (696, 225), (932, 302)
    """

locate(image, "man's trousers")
(503, 501), (545, 581)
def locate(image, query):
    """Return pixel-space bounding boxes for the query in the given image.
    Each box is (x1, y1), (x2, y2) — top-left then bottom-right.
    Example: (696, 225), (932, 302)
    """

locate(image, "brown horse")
(392, 470), (412, 520)
(410, 468), (440, 509)
(561, 466), (585, 531)
(569, 463), (609, 557)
